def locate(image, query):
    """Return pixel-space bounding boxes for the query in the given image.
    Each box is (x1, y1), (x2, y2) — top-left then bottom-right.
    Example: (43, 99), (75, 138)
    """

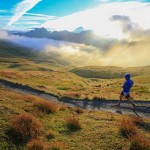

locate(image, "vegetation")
(119, 117), (137, 138)
(129, 135), (150, 150)
(119, 117), (150, 150)
(0, 87), (150, 150)
(46, 130), (55, 140)
(71, 66), (150, 79)
(0, 41), (150, 100)
(34, 100), (60, 114)
(65, 115), (81, 131)
(26, 139), (47, 150)
(10, 114), (43, 142)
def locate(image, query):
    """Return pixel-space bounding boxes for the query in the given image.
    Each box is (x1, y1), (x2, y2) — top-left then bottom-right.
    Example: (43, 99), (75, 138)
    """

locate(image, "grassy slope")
(70, 66), (150, 79)
(0, 87), (150, 150)
(0, 41), (150, 100)
(0, 40), (70, 71)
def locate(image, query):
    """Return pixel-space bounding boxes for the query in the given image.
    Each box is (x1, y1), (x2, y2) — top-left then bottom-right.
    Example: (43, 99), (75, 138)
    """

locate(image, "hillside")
(0, 40), (70, 70)
(0, 41), (150, 100)
(0, 86), (150, 150)
(70, 66), (150, 79)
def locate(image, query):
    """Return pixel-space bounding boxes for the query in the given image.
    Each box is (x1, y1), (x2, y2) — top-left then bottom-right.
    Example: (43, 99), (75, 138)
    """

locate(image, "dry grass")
(73, 107), (84, 114)
(131, 117), (144, 126)
(59, 104), (68, 111)
(129, 135), (150, 150)
(46, 130), (55, 139)
(119, 117), (137, 138)
(26, 139), (47, 150)
(93, 96), (106, 100)
(11, 114), (43, 142)
(50, 141), (65, 150)
(119, 117), (150, 150)
(1, 87), (150, 150)
(34, 100), (59, 114)
(65, 115), (81, 131)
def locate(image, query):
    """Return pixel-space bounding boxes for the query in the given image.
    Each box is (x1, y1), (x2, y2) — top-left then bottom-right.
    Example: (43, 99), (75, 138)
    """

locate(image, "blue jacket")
(122, 79), (134, 93)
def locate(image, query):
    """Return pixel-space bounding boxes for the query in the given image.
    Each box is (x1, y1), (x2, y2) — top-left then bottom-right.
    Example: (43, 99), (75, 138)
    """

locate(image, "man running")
(116, 73), (136, 109)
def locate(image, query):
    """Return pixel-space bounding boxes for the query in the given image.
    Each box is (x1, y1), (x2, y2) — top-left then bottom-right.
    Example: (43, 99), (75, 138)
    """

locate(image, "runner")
(116, 73), (136, 109)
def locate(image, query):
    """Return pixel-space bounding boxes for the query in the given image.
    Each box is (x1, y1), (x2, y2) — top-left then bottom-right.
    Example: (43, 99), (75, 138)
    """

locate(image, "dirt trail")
(0, 79), (150, 118)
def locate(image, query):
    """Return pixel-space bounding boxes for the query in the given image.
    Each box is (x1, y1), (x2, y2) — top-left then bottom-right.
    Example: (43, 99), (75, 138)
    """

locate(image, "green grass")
(0, 40), (149, 100)
(70, 66), (150, 79)
(0, 87), (150, 150)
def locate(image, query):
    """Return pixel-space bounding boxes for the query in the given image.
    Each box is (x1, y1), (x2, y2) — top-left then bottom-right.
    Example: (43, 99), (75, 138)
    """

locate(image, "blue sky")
(0, 0), (150, 33)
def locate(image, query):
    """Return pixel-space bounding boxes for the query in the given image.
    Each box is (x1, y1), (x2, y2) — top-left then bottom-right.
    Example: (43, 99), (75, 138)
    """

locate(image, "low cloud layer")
(0, 29), (149, 67)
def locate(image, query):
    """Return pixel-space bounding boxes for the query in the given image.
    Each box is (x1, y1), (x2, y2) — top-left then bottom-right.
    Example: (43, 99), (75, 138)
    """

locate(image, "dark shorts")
(121, 91), (130, 98)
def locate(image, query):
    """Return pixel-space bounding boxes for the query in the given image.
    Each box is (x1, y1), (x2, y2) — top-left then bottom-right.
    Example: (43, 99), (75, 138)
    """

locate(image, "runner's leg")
(116, 94), (123, 106)
(127, 96), (136, 108)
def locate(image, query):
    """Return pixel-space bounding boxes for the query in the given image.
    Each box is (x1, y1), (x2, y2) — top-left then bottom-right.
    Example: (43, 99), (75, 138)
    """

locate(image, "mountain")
(16, 27), (51, 38)
(13, 28), (116, 50)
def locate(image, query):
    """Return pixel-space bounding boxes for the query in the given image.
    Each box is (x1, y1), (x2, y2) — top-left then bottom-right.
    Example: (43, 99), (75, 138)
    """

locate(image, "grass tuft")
(74, 107), (84, 114)
(50, 141), (65, 150)
(34, 100), (59, 114)
(119, 117), (137, 138)
(59, 104), (68, 111)
(129, 135), (150, 150)
(131, 117), (144, 126)
(65, 115), (81, 131)
(46, 130), (55, 140)
(26, 139), (47, 150)
(11, 114), (43, 142)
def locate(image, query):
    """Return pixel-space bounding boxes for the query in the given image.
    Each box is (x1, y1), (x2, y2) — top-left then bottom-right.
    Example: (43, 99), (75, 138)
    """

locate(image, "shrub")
(11, 114), (43, 142)
(26, 139), (47, 150)
(65, 115), (81, 131)
(129, 135), (150, 150)
(119, 117), (137, 138)
(46, 130), (55, 139)
(34, 100), (59, 114)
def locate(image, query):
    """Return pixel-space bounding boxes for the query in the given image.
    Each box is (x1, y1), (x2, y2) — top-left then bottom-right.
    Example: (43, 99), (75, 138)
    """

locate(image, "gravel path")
(0, 79), (150, 118)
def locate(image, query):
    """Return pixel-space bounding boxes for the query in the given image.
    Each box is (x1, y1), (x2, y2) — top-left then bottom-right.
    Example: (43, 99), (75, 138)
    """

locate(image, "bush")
(11, 114), (43, 142)
(46, 130), (55, 139)
(34, 100), (59, 114)
(65, 115), (81, 131)
(119, 117), (137, 138)
(129, 135), (150, 150)
(26, 139), (47, 150)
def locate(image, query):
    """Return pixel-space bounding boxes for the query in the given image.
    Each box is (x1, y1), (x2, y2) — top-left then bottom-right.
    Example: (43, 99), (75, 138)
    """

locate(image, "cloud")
(110, 15), (134, 32)
(5, 0), (42, 28)
(0, 29), (9, 40)
(0, 29), (149, 67)
(0, 10), (9, 13)
(42, 1), (150, 39)
(25, 13), (57, 19)
(43, 39), (150, 67)
(110, 15), (150, 41)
